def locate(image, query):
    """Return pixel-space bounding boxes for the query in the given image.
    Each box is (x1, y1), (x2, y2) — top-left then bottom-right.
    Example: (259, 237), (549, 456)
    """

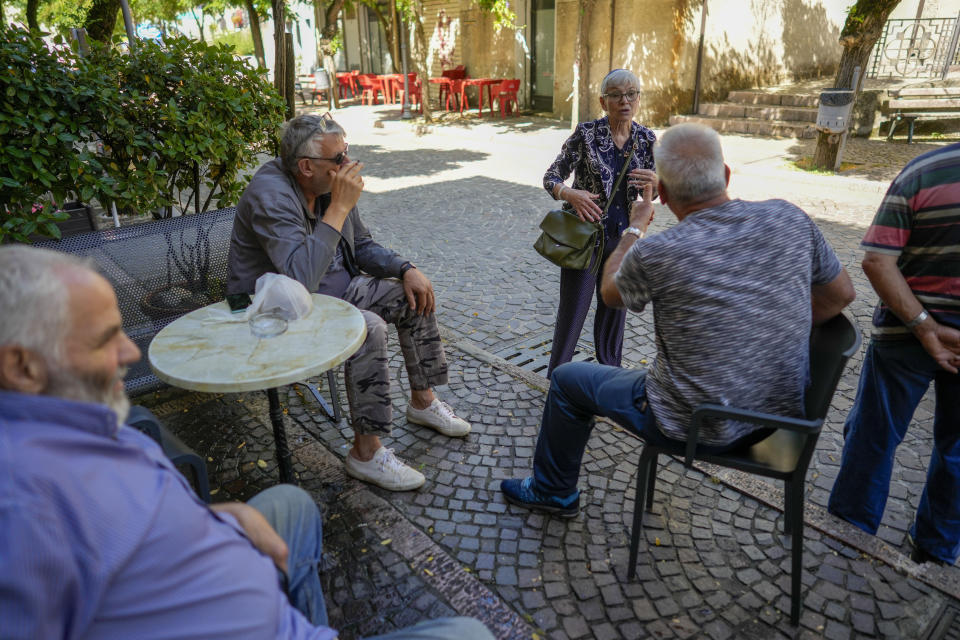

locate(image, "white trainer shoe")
(344, 447), (425, 491)
(406, 398), (472, 437)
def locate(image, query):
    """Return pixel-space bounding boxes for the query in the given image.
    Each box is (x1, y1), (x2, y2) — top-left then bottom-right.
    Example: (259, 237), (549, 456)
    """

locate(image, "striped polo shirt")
(861, 142), (960, 338)
(615, 198), (842, 446)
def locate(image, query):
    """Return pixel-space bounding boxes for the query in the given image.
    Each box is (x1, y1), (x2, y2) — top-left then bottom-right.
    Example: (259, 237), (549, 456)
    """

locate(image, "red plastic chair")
(496, 79), (520, 117)
(396, 73), (422, 112)
(439, 66), (466, 110)
(355, 74), (381, 105)
(337, 72), (358, 99)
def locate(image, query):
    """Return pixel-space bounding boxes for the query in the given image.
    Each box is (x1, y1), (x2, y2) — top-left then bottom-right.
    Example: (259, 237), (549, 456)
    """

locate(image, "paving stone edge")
(298, 439), (539, 640)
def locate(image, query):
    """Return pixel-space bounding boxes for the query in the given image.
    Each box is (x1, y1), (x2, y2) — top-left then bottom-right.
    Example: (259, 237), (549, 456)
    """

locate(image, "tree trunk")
(812, 0), (901, 170)
(84, 0), (122, 42)
(285, 32), (296, 118)
(571, 0), (592, 125)
(192, 7), (206, 43)
(26, 0), (39, 30)
(390, 0), (401, 73)
(322, 0), (346, 38)
(313, 0), (340, 108)
(245, 0), (267, 68)
(272, 0), (290, 117)
(410, 0), (432, 122)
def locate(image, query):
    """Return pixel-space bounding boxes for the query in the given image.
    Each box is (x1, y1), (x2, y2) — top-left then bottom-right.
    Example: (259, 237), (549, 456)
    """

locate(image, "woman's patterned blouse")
(543, 116), (657, 215)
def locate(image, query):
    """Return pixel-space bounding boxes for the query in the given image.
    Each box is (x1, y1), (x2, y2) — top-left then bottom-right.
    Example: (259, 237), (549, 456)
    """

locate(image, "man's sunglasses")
(300, 143), (349, 166)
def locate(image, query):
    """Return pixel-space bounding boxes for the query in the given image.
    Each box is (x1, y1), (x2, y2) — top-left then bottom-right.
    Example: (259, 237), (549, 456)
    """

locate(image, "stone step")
(698, 102), (818, 123)
(727, 91), (819, 108)
(669, 114), (818, 139)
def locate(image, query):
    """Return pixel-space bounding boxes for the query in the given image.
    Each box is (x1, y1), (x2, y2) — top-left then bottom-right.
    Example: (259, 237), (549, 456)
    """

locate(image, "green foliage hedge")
(0, 25), (285, 242)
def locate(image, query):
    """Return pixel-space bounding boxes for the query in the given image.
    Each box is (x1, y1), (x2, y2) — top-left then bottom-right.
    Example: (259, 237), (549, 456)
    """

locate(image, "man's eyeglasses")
(300, 143), (349, 166)
(603, 90), (639, 102)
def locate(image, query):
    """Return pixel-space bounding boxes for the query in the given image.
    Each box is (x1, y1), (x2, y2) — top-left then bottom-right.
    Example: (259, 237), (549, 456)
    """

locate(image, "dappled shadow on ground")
(350, 144), (488, 179)
(784, 137), (950, 183)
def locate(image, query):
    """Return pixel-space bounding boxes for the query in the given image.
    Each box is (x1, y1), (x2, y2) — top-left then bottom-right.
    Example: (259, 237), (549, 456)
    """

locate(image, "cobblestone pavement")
(139, 103), (960, 638)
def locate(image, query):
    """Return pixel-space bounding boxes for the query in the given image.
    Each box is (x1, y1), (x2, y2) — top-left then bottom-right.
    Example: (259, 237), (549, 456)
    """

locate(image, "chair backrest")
(356, 74), (377, 89)
(441, 66), (466, 80)
(804, 313), (861, 420)
(34, 208), (238, 394)
(499, 78), (520, 93)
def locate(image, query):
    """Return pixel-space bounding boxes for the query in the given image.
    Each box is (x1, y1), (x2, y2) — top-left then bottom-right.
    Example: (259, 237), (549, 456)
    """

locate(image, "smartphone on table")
(226, 293), (252, 313)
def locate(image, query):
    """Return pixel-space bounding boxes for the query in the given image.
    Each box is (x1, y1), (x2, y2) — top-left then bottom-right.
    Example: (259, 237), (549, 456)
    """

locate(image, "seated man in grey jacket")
(227, 113), (470, 492)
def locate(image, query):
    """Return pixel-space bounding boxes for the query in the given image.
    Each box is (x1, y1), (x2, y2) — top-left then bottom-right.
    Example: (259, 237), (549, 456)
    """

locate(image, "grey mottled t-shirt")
(614, 198), (842, 446)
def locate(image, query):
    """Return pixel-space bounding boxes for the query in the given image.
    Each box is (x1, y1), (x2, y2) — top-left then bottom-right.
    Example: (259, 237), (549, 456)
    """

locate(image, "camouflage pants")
(342, 275), (448, 436)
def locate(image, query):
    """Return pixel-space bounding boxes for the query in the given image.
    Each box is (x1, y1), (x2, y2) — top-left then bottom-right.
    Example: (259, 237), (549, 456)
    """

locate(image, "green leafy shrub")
(0, 25), (285, 242)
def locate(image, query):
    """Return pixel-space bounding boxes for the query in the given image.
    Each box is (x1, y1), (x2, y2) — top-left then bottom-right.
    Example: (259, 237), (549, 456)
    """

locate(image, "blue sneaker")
(500, 477), (580, 518)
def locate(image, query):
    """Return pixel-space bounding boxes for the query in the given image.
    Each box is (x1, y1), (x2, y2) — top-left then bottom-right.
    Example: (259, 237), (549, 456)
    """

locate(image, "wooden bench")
(883, 87), (960, 143)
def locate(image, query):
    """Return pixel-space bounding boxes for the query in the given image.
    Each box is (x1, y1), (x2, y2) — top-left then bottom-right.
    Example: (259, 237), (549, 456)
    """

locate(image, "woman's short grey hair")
(601, 69), (640, 95)
(280, 114), (346, 176)
(654, 123), (727, 204)
(0, 245), (90, 363)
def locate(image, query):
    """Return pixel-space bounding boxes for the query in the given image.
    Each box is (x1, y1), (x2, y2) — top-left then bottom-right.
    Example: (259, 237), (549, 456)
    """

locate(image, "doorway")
(531, 0), (554, 111)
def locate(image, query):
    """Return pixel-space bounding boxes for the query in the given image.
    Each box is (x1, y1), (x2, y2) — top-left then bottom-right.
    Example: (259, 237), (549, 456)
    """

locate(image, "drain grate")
(490, 332), (639, 375)
(490, 333), (595, 375)
(922, 602), (960, 640)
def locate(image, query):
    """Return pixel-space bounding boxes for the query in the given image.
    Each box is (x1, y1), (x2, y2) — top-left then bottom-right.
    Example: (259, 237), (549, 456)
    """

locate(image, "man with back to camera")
(500, 123), (856, 516)
(228, 113), (471, 493)
(0, 244), (494, 640)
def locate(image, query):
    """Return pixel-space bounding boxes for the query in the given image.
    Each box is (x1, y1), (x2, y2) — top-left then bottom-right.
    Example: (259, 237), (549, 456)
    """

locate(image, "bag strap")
(601, 139), (635, 220)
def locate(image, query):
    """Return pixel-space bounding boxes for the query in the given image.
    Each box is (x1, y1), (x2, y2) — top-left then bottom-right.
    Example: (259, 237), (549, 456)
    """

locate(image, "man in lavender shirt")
(0, 245), (492, 640)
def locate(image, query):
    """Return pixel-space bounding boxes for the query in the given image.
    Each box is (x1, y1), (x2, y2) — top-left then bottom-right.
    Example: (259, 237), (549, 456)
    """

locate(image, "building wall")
(549, 0), (851, 123)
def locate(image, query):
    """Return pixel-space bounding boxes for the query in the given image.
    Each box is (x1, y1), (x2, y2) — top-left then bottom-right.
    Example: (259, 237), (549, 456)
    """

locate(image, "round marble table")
(149, 294), (366, 483)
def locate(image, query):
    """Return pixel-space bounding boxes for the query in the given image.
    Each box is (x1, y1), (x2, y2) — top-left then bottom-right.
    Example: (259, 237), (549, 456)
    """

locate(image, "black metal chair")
(128, 406), (212, 503)
(628, 313), (861, 625)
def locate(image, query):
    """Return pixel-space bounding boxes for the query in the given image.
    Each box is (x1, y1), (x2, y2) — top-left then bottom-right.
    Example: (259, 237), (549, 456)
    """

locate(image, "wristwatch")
(622, 226), (645, 239)
(905, 309), (929, 329)
(399, 261), (417, 277)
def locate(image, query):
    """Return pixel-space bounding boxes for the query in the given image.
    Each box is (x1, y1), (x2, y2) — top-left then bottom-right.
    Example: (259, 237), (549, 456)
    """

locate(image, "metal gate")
(868, 14), (960, 79)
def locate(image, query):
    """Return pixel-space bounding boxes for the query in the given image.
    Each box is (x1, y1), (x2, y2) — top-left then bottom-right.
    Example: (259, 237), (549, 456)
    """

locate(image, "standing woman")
(542, 68), (657, 375)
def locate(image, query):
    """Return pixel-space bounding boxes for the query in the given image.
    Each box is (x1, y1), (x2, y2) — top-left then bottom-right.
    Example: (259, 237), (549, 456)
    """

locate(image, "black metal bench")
(884, 87), (960, 143)
(34, 207), (344, 486)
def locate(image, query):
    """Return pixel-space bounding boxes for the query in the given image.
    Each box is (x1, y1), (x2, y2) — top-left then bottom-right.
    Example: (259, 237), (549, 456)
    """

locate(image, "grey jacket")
(226, 158), (406, 295)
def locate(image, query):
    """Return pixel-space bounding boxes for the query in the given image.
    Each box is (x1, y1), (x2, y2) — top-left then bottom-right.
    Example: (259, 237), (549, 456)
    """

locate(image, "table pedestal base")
(267, 388), (294, 484)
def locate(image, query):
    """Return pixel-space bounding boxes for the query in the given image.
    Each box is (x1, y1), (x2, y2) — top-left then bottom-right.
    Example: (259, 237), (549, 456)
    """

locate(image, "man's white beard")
(47, 365), (131, 427)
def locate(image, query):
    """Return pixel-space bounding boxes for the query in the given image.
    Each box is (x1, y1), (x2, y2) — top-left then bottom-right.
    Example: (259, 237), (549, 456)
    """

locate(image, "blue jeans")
(828, 339), (960, 564)
(247, 485), (328, 627)
(249, 487), (494, 640)
(534, 362), (771, 497)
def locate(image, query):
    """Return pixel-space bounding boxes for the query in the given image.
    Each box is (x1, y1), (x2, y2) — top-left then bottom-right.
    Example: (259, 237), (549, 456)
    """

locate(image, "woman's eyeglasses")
(300, 143), (349, 166)
(603, 90), (639, 102)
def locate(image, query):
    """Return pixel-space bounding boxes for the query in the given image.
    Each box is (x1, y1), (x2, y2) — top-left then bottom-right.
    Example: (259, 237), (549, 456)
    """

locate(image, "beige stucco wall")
(414, 0), (960, 123)
(550, 0), (850, 123)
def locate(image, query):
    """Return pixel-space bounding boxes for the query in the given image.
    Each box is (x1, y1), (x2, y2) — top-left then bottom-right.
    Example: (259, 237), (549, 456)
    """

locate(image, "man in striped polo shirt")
(828, 142), (960, 566)
(501, 123), (855, 518)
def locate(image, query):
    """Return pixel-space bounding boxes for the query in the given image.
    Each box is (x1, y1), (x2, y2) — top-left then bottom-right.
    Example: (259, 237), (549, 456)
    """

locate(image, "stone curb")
(436, 325), (960, 603)
(295, 436), (539, 640)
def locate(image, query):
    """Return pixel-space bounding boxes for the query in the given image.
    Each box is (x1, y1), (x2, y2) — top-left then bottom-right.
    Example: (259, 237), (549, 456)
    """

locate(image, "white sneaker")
(406, 398), (471, 437)
(344, 447), (425, 491)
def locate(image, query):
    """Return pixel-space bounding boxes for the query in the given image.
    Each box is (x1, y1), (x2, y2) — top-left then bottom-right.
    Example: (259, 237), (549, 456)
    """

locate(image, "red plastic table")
(458, 78), (503, 118)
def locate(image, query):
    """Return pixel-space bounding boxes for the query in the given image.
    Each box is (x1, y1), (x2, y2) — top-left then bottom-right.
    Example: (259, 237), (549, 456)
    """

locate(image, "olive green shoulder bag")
(534, 142), (634, 274)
